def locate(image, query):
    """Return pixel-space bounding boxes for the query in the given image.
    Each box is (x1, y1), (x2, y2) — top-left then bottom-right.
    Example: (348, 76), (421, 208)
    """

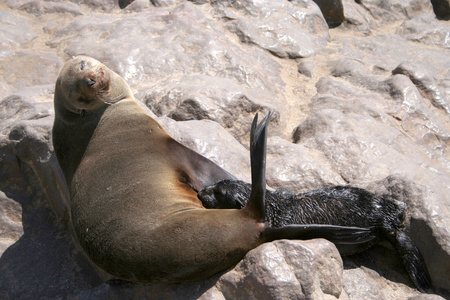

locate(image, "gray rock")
(47, 2), (282, 91)
(336, 34), (449, 74)
(298, 61), (315, 78)
(0, 9), (37, 49)
(0, 50), (62, 90)
(216, 239), (347, 300)
(0, 94), (102, 299)
(396, 13), (450, 49)
(392, 61), (450, 114)
(356, 0), (433, 22)
(142, 74), (279, 144)
(340, 0), (374, 33)
(217, 0), (329, 58)
(19, 1), (84, 16)
(266, 136), (345, 193)
(0, 191), (23, 254)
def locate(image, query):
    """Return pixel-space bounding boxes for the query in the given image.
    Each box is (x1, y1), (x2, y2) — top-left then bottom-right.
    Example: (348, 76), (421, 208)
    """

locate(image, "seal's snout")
(86, 78), (96, 87)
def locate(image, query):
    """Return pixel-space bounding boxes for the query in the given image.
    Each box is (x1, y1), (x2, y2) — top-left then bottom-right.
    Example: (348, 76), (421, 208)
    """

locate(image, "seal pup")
(198, 180), (433, 292)
(52, 56), (373, 283)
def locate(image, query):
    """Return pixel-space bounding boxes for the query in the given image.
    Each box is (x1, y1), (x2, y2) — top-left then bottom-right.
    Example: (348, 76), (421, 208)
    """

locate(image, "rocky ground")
(1, 0), (449, 299)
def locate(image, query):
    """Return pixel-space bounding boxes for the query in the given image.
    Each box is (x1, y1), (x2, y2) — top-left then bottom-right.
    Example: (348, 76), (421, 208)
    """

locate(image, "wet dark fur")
(198, 180), (432, 292)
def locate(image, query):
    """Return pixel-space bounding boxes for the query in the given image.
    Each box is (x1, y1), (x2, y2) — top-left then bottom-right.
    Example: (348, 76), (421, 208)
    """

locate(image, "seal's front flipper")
(388, 231), (432, 292)
(169, 139), (237, 193)
(244, 113), (272, 222)
(263, 224), (375, 245)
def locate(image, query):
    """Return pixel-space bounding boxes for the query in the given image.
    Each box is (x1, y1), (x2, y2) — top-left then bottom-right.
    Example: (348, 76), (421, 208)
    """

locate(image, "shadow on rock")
(0, 143), (102, 299)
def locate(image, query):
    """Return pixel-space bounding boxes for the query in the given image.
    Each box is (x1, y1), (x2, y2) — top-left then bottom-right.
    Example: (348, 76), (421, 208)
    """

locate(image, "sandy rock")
(298, 61), (315, 78)
(19, 1), (84, 16)
(0, 9), (37, 49)
(266, 136), (345, 193)
(216, 0), (329, 58)
(47, 3), (283, 94)
(0, 50), (62, 90)
(0, 191), (23, 254)
(143, 74), (279, 144)
(356, 0), (433, 23)
(216, 239), (347, 300)
(397, 13), (450, 49)
(392, 61), (450, 114)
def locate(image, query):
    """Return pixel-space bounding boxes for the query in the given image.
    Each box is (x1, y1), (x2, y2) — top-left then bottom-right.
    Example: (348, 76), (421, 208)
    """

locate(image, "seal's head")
(55, 56), (131, 114)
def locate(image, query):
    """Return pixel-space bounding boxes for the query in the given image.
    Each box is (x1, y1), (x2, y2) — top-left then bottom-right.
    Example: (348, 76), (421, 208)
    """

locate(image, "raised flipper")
(387, 231), (432, 292)
(244, 113), (271, 222)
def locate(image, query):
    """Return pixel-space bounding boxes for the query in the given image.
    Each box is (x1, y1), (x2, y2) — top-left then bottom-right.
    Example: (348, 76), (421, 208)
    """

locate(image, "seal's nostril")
(86, 78), (96, 87)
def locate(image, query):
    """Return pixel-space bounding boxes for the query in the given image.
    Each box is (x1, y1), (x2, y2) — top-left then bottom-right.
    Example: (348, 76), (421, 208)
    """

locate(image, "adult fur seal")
(52, 56), (372, 284)
(198, 180), (433, 292)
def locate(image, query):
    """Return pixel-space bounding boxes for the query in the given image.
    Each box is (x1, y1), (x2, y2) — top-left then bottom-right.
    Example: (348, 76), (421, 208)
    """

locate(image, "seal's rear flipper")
(244, 113), (272, 222)
(389, 231), (432, 293)
(263, 224), (376, 245)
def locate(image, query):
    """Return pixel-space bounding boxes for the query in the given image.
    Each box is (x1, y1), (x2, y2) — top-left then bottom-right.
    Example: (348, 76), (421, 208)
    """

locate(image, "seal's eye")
(80, 60), (86, 70)
(86, 78), (96, 87)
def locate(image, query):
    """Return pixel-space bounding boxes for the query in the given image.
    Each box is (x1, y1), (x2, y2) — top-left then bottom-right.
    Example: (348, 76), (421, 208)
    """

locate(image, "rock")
(266, 136), (345, 193)
(47, 2), (283, 92)
(366, 176), (450, 294)
(335, 34), (449, 74)
(392, 61), (450, 114)
(217, 239), (347, 300)
(0, 50), (63, 90)
(19, 1), (84, 16)
(339, 0), (374, 33)
(216, 0), (329, 58)
(0, 191), (23, 254)
(298, 61), (315, 78)
(338, 0), (435, 33)
(0, 9), (37, 49)
(150, 0), (178, 7)
(74, 240), (348, 299)
(142, 74), (280, 144)
(356, 0), (433, 23)
(396, 13), (450, 49)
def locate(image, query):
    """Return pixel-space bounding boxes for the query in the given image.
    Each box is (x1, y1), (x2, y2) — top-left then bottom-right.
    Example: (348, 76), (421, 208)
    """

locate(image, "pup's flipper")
(263, 224), (375, 245)
(389, 231), (432, 292)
